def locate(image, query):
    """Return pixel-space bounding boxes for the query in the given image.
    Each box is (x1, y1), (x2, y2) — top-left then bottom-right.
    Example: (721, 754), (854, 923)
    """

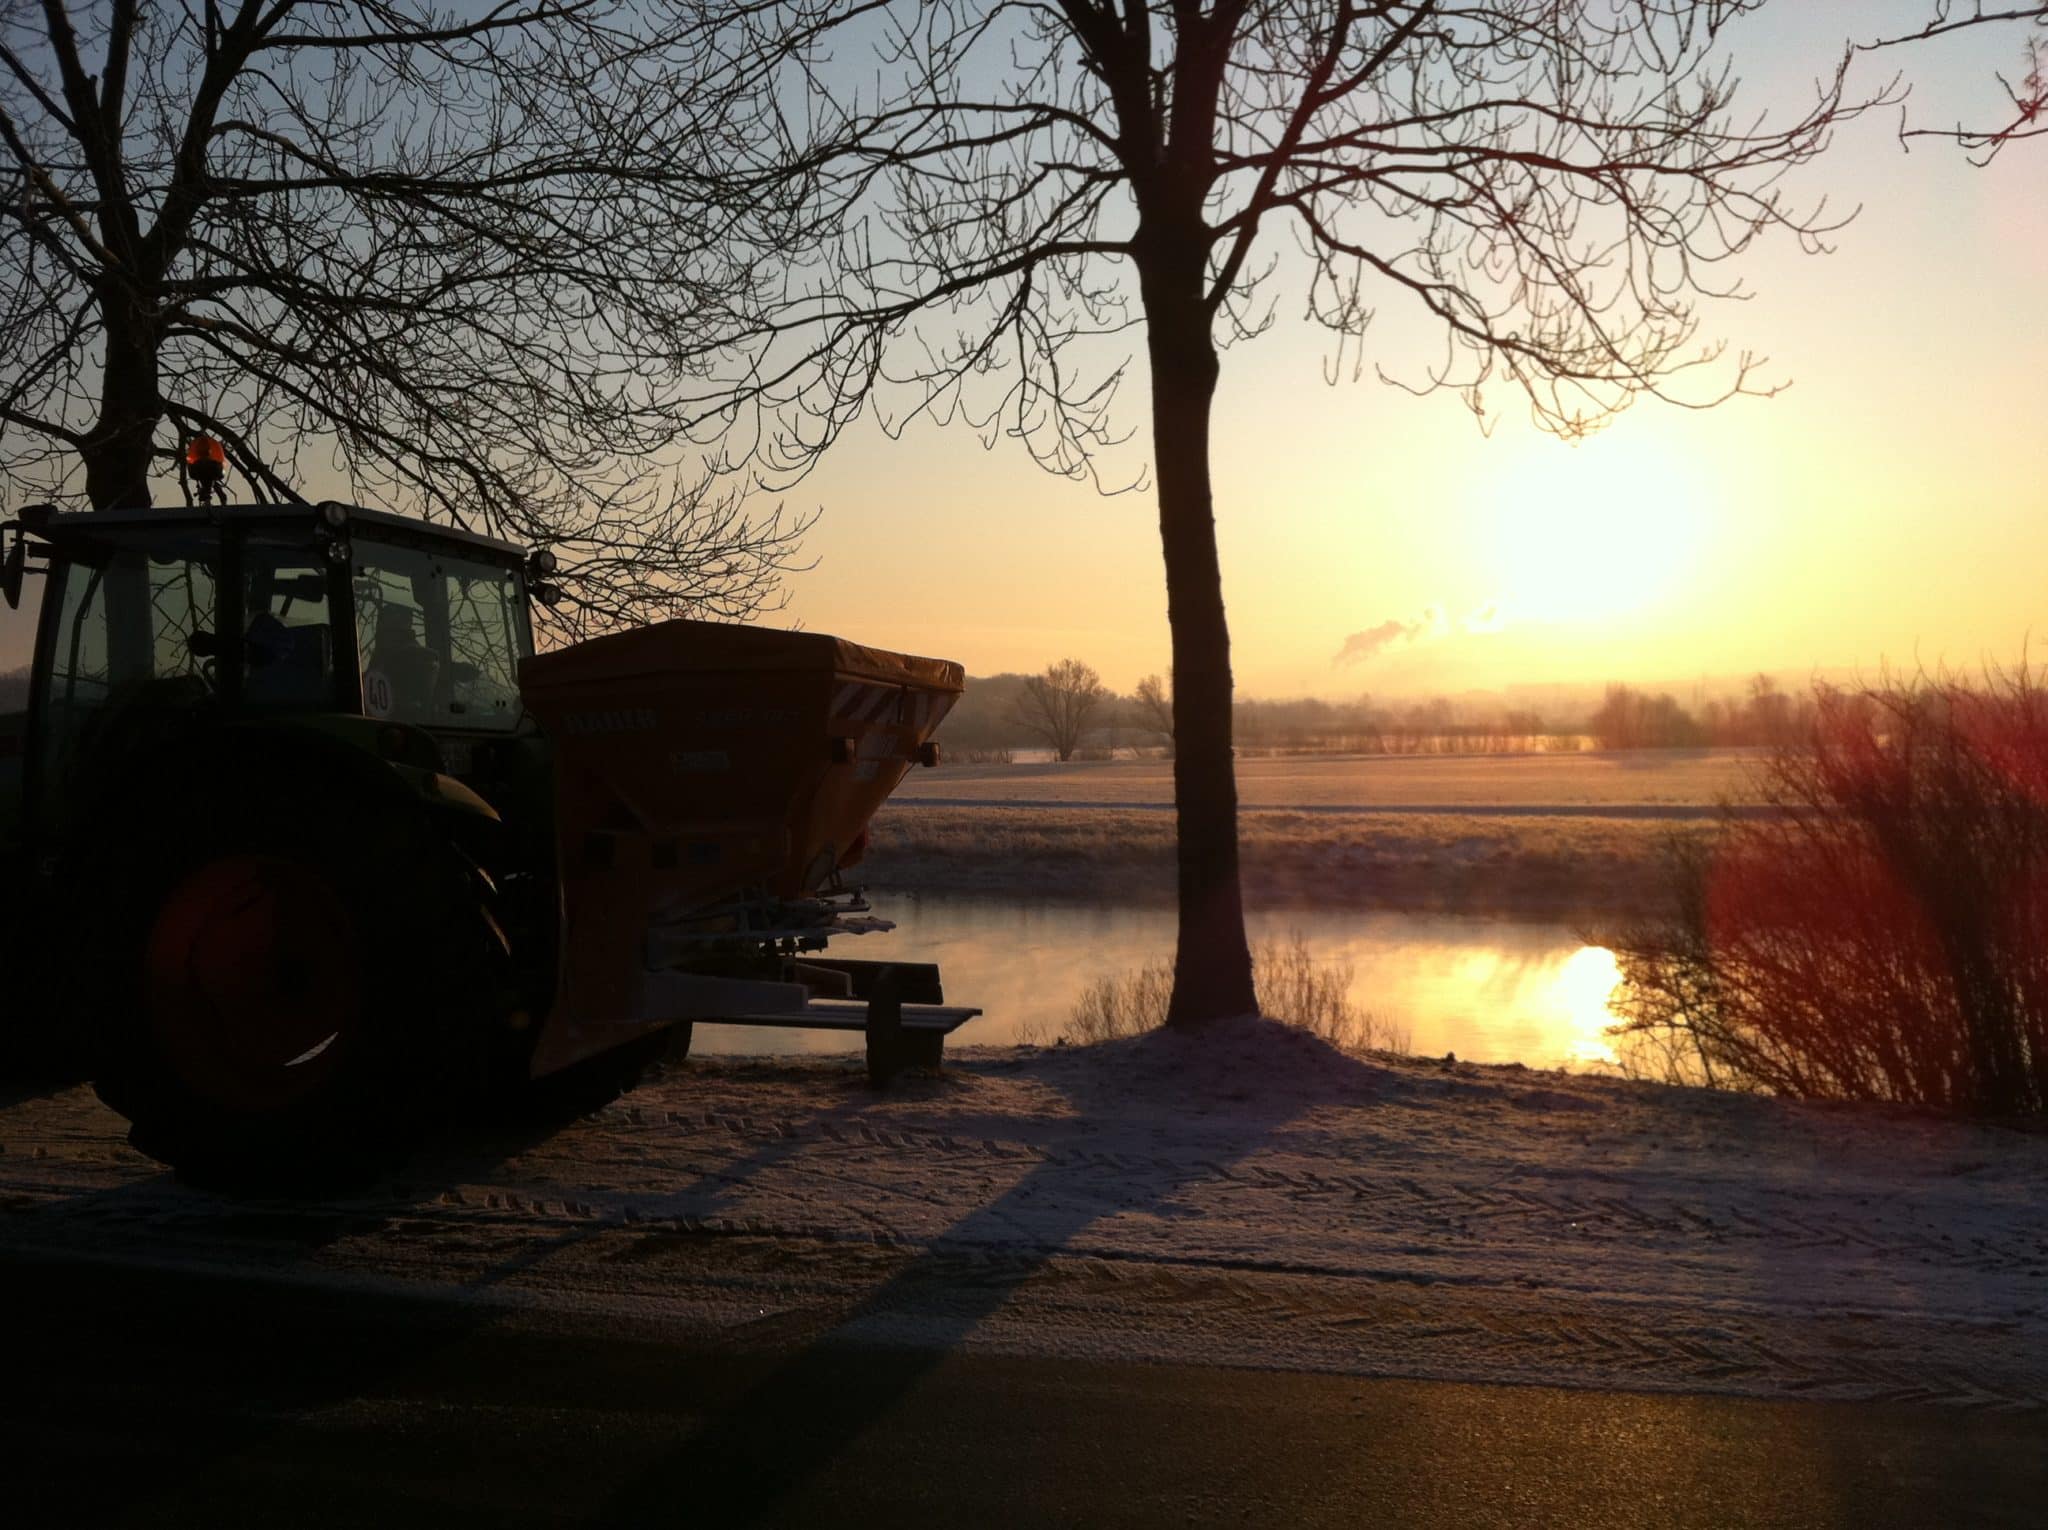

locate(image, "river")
(695, 895), (1625, 1070)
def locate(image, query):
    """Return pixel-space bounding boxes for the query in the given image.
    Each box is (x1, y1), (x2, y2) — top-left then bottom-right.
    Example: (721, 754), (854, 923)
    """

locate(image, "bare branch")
(0, 0), (812, 625)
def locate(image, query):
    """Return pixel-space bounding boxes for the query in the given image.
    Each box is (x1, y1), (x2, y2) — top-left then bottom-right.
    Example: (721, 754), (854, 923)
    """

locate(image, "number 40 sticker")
(363, 670), (394, 718)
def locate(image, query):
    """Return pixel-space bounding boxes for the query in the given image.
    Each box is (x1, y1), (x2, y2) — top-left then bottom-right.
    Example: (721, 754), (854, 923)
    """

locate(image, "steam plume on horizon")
(1333, 604), (1500, 666)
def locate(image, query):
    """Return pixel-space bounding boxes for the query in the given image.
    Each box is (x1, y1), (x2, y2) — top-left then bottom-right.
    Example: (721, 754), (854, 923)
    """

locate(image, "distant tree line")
(1589, 676), (1814, 751)
(942, 664), (1824, 759)
(940, 662), (1581, 758)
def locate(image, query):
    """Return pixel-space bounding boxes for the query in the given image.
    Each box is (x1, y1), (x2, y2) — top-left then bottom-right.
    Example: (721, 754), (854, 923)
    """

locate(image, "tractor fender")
(391, 762), (505, 870)
(205, 721), (505, 865)
(154, 719), (441, 835)
(57, 720), (483, 961)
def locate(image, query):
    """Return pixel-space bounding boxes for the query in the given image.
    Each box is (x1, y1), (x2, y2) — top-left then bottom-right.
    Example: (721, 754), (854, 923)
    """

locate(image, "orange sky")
(772, 9), (2046, 698)
(2, 6), (2040, 700)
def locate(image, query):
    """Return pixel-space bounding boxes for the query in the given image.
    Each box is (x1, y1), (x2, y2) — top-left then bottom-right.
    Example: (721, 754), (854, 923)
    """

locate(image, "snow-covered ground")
(4, 1022), (2043, 1409)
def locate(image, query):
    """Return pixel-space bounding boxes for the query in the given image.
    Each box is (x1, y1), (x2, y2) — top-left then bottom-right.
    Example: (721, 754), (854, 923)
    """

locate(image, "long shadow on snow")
(593, 1017), (1384, 1526)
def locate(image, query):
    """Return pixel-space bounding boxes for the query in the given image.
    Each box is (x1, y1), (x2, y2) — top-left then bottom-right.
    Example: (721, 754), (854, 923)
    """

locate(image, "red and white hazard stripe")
(831, 680), (899, 726)
(831, 681), (958, 733)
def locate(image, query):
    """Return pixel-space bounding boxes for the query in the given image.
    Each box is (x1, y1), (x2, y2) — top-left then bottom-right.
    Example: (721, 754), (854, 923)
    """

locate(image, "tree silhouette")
(668, 0), (1882, 1024)
(0, 0), (811, 631)
(1011, 658), (1109, 761)
(1135, 673), (1175, 755)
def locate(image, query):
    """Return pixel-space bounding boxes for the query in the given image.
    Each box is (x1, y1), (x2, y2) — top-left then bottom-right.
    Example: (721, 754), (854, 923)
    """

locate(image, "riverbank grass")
(1045, 935), (1410, 1054)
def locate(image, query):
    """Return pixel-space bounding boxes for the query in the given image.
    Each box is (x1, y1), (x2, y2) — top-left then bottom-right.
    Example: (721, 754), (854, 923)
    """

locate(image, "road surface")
(7, 1252), (2044, 1529)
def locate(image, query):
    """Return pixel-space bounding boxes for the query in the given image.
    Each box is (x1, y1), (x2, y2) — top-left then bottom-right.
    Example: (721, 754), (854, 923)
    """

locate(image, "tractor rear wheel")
(74, 736), (505, 1183)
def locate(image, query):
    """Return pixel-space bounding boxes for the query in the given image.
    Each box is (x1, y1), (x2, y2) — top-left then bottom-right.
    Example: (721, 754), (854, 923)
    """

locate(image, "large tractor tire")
(69, 729), (508, 1184)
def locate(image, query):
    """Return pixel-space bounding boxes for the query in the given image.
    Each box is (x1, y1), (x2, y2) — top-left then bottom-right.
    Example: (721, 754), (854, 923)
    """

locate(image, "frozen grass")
(1038, 934), (1411, 1054)
(866, 805), (1696, 917)
(895, 748), (1760, 809)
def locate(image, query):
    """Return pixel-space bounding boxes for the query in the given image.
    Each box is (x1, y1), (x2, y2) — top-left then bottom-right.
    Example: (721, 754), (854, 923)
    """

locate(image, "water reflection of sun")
(1548, 946), (1623, 1066)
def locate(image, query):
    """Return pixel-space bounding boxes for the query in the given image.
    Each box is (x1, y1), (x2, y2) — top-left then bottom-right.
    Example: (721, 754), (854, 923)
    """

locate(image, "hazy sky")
(3, 5), (2040, 699)
(774, 5), (2046, 698)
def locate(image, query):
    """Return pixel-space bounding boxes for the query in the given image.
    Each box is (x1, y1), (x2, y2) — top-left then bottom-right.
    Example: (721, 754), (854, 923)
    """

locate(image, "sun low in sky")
(771, 10), (2044, 702)
(1479, 434), (1710, 630)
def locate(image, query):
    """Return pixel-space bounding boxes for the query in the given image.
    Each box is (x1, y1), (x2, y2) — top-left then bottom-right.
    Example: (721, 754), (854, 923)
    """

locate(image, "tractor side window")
(147, 552), (217, 686)
(353, 543), (442, 725)
(352, 541), (521, 731)
(441, 568), (522, 731)
(242, 537), (334, 708)
(38, 535), (218, 813)
(44, 559), (113, 723)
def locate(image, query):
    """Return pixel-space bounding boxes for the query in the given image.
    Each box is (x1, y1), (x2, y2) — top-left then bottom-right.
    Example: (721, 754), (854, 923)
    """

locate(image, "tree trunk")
(81, 289), (160, 510)
(1142, 263), (1257, 1027)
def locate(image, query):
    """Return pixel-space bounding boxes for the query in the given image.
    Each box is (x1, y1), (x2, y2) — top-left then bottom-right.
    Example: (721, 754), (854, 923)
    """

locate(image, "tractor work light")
(529, 548), (559, 576)
(317, 500), (350, 529)
(533, 582), (564, 608)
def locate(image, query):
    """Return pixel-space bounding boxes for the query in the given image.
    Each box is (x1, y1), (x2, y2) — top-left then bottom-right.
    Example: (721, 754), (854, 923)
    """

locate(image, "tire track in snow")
(583, 1104), (2048, 1277)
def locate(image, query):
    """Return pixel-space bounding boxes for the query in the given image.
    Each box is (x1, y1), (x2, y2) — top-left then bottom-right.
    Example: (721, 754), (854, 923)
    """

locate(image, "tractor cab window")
(38, 532), (220, 811)
(352, 540), (523, 731)
(241, 536), (335, 708)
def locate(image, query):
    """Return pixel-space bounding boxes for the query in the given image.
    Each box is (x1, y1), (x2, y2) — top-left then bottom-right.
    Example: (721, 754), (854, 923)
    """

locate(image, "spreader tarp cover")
(521, 619), (964, 694)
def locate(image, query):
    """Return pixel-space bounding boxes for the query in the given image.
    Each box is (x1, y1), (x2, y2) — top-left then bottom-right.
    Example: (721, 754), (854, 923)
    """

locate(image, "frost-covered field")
(871, 750), (1759, 914)
(898, 749), (1761, 810)
(4, 1022), (2042, 1408)
(868, 806), (1681, 915)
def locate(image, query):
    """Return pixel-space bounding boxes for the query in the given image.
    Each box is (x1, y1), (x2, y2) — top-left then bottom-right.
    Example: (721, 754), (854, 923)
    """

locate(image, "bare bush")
(1068, 962), (1179, 1046)
(1609, 665), (2048, 1115)
(1064, 937), (1407, 1054)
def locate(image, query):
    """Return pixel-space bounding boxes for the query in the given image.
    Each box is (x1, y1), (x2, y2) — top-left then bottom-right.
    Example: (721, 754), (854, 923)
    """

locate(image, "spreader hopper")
(519, 619), (975, 1075)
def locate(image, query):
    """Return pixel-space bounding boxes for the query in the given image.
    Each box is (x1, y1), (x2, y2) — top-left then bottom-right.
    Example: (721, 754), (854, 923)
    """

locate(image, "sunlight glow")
(1482, 432), (1710, 627)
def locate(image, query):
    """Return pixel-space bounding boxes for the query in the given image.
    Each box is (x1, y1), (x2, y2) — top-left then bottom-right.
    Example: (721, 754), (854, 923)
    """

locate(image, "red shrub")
(1610, 666), (2048, 1114)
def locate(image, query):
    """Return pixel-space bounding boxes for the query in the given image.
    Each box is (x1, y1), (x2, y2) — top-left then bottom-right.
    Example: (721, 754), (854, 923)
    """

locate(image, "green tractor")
(0, 500), (973, 1180)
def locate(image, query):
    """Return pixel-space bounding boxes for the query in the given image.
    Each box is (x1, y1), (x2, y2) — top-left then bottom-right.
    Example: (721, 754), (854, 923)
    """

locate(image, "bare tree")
(1869, 4), (2048, 161)
(1012, 658), (1107, 761)
(669, 1), (1883, 1024)
(0, 0), (812, 632)
(1134, 672), (1175, 755)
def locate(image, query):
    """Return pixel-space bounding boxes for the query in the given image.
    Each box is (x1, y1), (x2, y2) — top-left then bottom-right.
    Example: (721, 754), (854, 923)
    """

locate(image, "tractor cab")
(2, 501), (544, 839)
